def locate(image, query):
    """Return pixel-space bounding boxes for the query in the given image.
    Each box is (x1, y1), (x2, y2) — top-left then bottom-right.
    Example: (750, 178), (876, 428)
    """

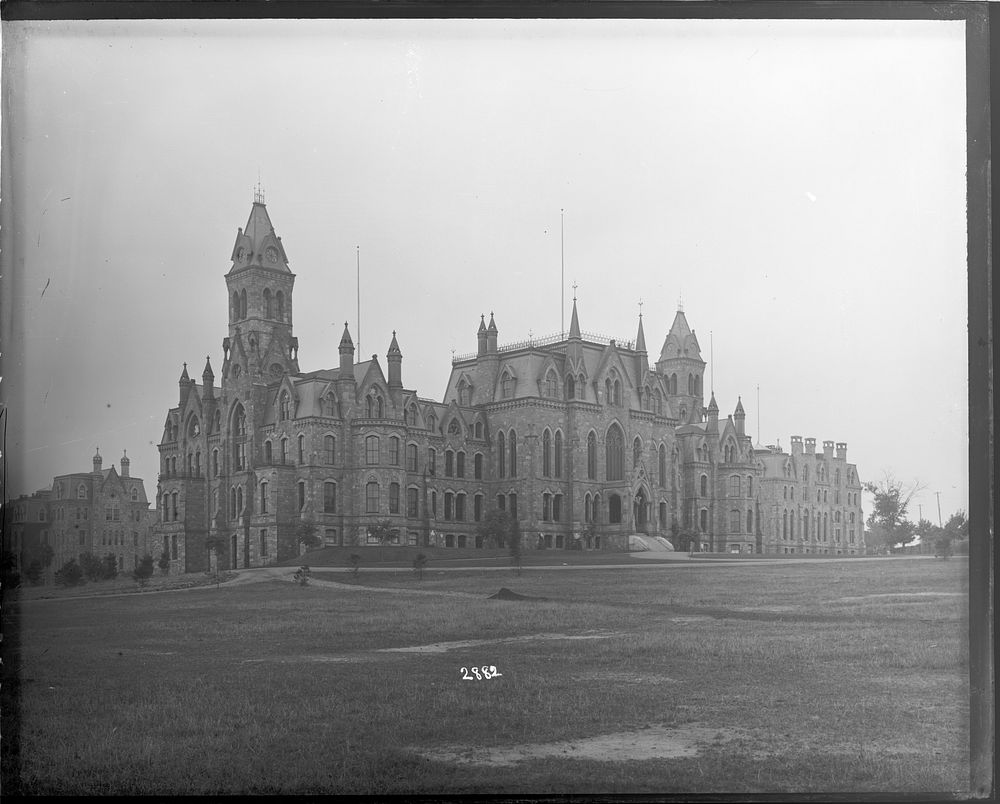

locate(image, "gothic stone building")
(152, 200), (865, 573)
(3, 449), (155, 578)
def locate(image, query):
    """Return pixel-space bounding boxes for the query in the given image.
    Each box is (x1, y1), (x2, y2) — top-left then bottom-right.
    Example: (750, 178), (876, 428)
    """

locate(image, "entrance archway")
(633, 487), (649, 530)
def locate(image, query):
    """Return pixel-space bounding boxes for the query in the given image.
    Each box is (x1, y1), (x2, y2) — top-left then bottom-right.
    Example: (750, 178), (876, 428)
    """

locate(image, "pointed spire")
(635, 311), (647, 354)
(339, 322), (354, 349)
(708, 392), (719, 413)
(202, 356), (214, 382)
(569, 298), (581, 339)
(735, 396), (745, 415)
(487, 312), (498, 333)
(478, 314), (487, 334)
(388, 330), (401, 355)
(179, 362), (190, 382)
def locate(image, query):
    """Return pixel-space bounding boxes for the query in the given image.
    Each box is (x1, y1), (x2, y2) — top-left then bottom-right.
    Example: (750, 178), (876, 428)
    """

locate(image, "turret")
(635, 312), (648, 375)
(339, 323), (355, 373)
(202, 356), (215, 399)
(477, 315), (488, 357)
(93, 447), (102, 474)
(486, 312), (498, 354)
(707, 393), (719, 433)
(387, 331), (402, 390)
(120, 449), (130, 479)
(734, 397), (745, 436)
(178, 363), (191, 407)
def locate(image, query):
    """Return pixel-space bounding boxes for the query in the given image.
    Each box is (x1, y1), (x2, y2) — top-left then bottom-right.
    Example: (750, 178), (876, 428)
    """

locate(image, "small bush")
(24, 560), (43, 586)
(80, 552), (104, 582)
(101, 553), (118, 581)
(133, 555), (155, 585)
(55, 559), (84, 587)
(158, 549), (171, 575)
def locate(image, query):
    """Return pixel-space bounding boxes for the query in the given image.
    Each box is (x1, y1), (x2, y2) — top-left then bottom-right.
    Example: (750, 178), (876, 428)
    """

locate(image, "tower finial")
(678, 292), (684, 313)
(572, 280), (578, 302)
(638, 298), (643, 319)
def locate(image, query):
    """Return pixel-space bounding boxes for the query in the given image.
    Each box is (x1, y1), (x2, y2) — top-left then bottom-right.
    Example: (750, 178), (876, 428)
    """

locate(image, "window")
(325, 435), (336, 465)
(457, 451), (465, 478)
(474, 494), (483, 522)
(542, 430), (552, 477)
(428, 448), (437, 475)
(475, 421), (483, 438)
(633, 437), (642, 468)
(213, 449), (220, 476)
(431, 491), (437, 517)
(260, 482), (268, 514)
(260, 529), (268, 556)
(542, 493), (552, 521)
(497, 494), (505, 511)
(566, 375), (576, 399)
(658, 445), (667, 488)
(298, 435), (305, 464)
(584, 493), (592, 523)
(508, 431), (517, 477)
(587, 432), (597, 479)
(229, 487), (237, 519)
(554, 432), (563, 478)
(501, 373), (513, 399)
(263, 288), (272, 318)
(407, 487), (419, 518)
(445, 450), (454, 477)
(366, 435), (379, 465)
(324, 482), (336, 513)
(297, 481), (305, 511)
(389, 483), (400, 515)
(77, 484), (87, 499)
(659, 502), (667, 527)
(444, 492), (453, 521)
(747, 476), (753, 496)
(456, 493), (466, 521)
(729, 476), (741, 497)
(280, 438), (288, 464)
(729, 509), (741, 533)
(553, 494), (562, 522)
(171, 534), (178, 560)
(606, 424), (624, 481)
(407, 444), (418, 472)
(389, 437), (400, 466)
(509, 493), (517, 517)
(280, 392), (290, 421)
(699, 508), (708, 532)
(746, 509), (753, 534)
(366, 481), (379, 513)
(609, 494), (622, 524)
(497, 432), (506, 477)
(448, 419), (461, 436)
(276, 290), (284, 320)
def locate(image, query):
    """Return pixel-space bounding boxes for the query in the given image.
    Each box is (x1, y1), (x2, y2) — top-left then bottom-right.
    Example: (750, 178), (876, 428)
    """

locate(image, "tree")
(864, 473), (924, 553)
(101, 553), (119, 581)
(413, 552), (428, 580)
(24, 560), (42, 586)
(1, 551), (21, 588)
(477, 509), (512, 549)
(79, 552), (103, 582)
(293, 518), (322, 553)
(132, 554), (155, 585)
(158, 549), (171, 575)
(367, 519), (394, 563)
(509, 517), (523, 576)
(914, 519), (942, 554)
(54, 558), (84, 587)
(349, 553), (361, 576)
(943, 510), (969, 541)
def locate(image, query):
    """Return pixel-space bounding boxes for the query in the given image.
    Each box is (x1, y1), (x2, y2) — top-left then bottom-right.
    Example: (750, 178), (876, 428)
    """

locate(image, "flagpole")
(356, 246), (361, 364)
(561, 209), (565, 337)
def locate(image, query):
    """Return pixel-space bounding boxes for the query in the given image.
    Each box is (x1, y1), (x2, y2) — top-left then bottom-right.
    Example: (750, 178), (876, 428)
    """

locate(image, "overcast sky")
(2, 17), (969, 524)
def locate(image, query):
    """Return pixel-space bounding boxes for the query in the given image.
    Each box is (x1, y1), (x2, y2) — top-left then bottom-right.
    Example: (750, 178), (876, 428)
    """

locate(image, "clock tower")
(222, 191), (300, 385)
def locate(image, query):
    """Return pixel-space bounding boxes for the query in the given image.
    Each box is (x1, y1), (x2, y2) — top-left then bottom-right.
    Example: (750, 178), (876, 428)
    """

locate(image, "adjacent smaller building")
(3, 449), (156, 579)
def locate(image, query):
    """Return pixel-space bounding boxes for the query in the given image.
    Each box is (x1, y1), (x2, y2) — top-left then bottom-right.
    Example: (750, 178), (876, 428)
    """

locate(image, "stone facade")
(152, 199), (865, 572)
(3, 450), (155, 577)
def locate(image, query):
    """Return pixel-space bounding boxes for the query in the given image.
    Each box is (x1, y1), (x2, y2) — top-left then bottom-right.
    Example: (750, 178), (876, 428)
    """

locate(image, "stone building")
(152, 198), (864, 572)
(3, 449), (155, 577)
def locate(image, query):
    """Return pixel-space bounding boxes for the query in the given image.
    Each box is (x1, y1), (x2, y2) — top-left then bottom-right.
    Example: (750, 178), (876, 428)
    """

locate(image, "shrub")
(55, 558), (84, 587)
(101, 553), (119, 580)
(413, 553), (428, 580)
(24, 560), (43, 586)
(158, 549), (171, 575)
(80, 552), (104, 582)
(133, 554), (155, 585)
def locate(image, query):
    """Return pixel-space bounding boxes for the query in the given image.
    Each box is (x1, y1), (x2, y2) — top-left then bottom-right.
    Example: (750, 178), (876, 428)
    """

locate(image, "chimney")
(804, 438), (816, 455)
(120, 450), (130, 478)
(823, 440), (834, 459)
(790, 436), (803, 456)
(836, 442), (848, 460)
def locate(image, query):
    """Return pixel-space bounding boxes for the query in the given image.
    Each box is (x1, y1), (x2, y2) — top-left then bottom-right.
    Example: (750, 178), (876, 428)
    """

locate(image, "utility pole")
(935, 491), (943, 528)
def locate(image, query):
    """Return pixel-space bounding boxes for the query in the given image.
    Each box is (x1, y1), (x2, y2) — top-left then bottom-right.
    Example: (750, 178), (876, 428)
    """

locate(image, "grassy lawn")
(2, 557), (970, 795)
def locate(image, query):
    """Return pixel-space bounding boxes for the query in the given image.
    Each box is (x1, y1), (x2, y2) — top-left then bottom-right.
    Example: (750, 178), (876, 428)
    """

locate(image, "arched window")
(554, 431), (563, 478)
(542, 430), (552, 477)
(475, 421), (483, 439)
(389, 437), (400, 466)
(688, 374), (695, 395)
(606, 424), (624, 481)
(669, 373), (678, 395)
(232, 403), (247, 470)
(276, 290), (285, 321)
(233, 291), (241, 320)
(501, 373), (514, 399)
(279, 392), (290, 422)
(729, 509), (741, 533)
(587, 431), (597, 480)
(609, 494), (622, 524)
(747, 476), (753, 496)
(240, 289), (247, 319)
(264, 442), (272, 464)
(474, 452), (483, 479)
(456, 451), (465, 478)
(365, 481), (379, 514)
(497, 431), (506, 477)
(297, 481), (305, 511)
(566, 375), (576, 399)
(729, 475), (741, 497)
(365, 435), (379, 465)
(747, 509), (753, 534)
(448, 419), (461, 436)
(445, 450), (454, 477)
(377, 396), (384, 418)
(229, 487), (237, 519)
(263, 288), (272, 318)
(324, 435), (335, 465)
(78, 484), (87, 499)
(613, 380), (622, 407)
(389, 483), (400, 515)
(783, 510), (788, 539)
(297, 435), (305, 464)
(428, 413), (437, 432)
(584, 493), (592, 523)
(658, 444), (667, 488)
(545, 371), (558, 398)
(280, 438), (288, 464)
(508, 430), (517, 477)
(260, 482), (269, 514)
(700, 474), (708, 497)
(803, 465), (809, 482)
(633, 437), (642, 468)
(695, 375), (702, 397)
